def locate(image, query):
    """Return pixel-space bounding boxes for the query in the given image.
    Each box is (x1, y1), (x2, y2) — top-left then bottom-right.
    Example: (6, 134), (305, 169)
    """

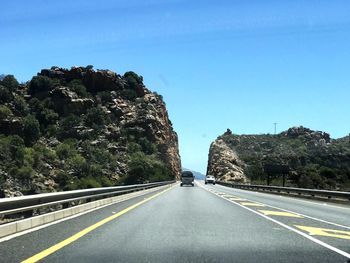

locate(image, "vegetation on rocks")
(0, 66), (181, 197)
(208, 127), (350, 190)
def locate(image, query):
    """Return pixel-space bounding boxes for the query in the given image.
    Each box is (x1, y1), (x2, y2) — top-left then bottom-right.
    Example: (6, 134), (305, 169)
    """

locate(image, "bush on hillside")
(0, 105), (12, 120)
(29, 75), (58, 95)
(68, 79), (88, 97)
(0, 85), (13, 103)
(1, 75), (19, 92)
(23, 115), (40, 146)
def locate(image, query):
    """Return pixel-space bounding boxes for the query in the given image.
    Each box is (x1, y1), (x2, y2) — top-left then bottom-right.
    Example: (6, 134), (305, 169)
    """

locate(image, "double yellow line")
(22, 185), (175, 263)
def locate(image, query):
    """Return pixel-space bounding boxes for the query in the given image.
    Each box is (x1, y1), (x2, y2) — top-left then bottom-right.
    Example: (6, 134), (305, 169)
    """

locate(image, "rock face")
(283, 126), (331, 144)
(207, 127), (350, 190)
(0, 66), (181, 197)
(207, 138), (247, 183)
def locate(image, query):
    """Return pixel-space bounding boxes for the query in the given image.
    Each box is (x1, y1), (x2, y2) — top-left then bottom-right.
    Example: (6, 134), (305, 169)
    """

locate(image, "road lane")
(204, 182), (350, 228)
(200, 181), (350, 259)
(0, 185), (173, 263)
(1, 181), (349, 262)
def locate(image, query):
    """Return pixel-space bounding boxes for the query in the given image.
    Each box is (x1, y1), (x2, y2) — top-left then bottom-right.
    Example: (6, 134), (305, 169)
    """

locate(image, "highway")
(0, 181), (349, 263)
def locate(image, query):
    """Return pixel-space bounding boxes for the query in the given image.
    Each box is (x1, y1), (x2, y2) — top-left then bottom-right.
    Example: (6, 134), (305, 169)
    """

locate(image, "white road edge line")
(216, 183), (350, 211)
(0, 184), (171, 244)
(198, 183), (350, 259)
(212, 184), (350, 230)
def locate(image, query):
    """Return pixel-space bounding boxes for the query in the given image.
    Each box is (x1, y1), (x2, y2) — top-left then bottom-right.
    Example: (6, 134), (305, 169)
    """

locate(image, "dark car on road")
(180, 171), (194, 187)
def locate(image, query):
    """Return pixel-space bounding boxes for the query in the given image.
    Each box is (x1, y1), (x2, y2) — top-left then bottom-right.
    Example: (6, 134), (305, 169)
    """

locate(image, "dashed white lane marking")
(215, 183), (350, 211)
(239, 202), (265, 207)
(198, 183), (350, 259)
(205, 184), (350, 230)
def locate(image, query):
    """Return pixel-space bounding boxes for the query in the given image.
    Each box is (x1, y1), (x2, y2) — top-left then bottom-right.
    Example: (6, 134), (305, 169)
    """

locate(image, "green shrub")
(28, 97), (43, 113)
(10, 166), (33, 180)
(97, 91), (112, 103)
(148, 160), (172, 182)
(125, 152), (172, 184)
(88, 147), (112, 165)
(28, 97), (58, 129)
(57, 114), (80, 139)
(319, 167), (336, 179)
(78, 176), (101, 189)
(138, 137), (157, 155)
(1, 75), (18, 91)
(68, 79), (88, 97)
(120, 89), (137, 100)
(0, 85), (13, 103)
(85, 107), (107, 127)
(69, 154), (87, 175)
(64, 180), (80, 191)
(23, 147), (35, 167)
(123, 71), (143, 89)
(125, 152), (150, 184)
(45, 125), (57, 137)
(56, 171), (72, 187)
(127, 142), (142, 154)
(89, 164), (103, 177)
(0, 105), (12, 120)
(40, 108), (59, 126)
(13, 95), (29, 116)
(99, 176), (113, 187)
(23, 115), (40, 146)
(29, 75), (58, 95)
(8, 135), (25, 165)
(56, 143), (77, 160)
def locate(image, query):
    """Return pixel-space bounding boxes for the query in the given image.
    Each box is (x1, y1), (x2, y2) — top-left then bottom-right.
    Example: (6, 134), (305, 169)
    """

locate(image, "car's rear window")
(181, 171), (194, 177)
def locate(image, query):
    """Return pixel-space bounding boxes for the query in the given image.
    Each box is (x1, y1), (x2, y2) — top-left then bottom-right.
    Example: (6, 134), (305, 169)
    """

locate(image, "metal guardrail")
(217, 181), (350, 201)
(0, 181), (175, 218)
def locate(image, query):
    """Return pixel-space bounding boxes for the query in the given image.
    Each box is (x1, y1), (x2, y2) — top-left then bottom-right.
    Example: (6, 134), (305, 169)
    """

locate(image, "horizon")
(2, 0), (350, 173)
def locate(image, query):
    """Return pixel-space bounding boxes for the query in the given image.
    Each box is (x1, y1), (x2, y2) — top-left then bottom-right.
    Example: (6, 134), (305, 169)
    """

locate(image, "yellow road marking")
(258, 210), (303, 218)
(295, 225), (350, 240)
(240, 202), (265, 207)
(21, 185), (174, 263)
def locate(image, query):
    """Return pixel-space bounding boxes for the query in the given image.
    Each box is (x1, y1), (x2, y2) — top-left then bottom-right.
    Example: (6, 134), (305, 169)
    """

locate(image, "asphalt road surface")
(1, 181), (349, 263)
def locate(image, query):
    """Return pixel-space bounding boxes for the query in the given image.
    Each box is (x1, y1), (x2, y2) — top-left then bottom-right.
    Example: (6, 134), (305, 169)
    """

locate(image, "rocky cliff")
(0, 66), (181, 197)
(206, 129), (247, 183)
(207, 127), (350, 190)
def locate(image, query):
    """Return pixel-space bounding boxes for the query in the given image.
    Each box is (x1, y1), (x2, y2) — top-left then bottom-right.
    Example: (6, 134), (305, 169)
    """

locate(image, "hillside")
(0, 66), (181, 197)
(207, 127), (350, 190)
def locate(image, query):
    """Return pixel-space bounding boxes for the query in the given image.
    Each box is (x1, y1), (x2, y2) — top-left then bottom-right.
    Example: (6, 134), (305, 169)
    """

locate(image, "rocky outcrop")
(50, 86), (94, 114)
(207, 138), (247, 183)
(283, 126), (331, 144)
(41, 67), (124, 92)
(207, 127), (350, 190)
(0, 66), (181, 196)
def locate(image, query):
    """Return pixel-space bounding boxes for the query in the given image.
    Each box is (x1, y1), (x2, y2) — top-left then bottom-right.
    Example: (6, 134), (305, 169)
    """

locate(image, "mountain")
(207, 127), (350, 190)
(0, 74), (5, 81)
(0, 66), (181, 197)
(182, 168), (206, 180)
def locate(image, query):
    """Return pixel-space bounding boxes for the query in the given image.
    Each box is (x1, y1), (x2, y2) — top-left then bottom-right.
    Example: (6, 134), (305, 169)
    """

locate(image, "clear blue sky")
(1, 0), (350, 173)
